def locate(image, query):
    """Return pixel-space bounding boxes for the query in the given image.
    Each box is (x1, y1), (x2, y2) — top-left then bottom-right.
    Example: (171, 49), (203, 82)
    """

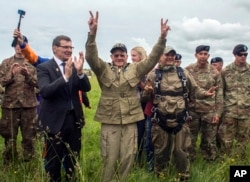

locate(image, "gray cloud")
(1, 0), (250, 69)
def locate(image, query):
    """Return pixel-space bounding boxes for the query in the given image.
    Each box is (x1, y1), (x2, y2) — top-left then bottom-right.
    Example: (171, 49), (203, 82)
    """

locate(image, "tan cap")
(163, 46), (176, 54)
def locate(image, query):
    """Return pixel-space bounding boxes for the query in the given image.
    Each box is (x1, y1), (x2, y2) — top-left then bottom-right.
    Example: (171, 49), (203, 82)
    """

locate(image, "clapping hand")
(74, 51), (84, 75)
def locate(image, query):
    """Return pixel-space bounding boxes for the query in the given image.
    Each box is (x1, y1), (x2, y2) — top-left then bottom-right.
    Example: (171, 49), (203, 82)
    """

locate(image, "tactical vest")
(152, 67), (192, 134)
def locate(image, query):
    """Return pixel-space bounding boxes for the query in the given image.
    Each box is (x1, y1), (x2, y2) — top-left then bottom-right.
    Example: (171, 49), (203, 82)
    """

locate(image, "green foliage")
(0, 75), (249, 181)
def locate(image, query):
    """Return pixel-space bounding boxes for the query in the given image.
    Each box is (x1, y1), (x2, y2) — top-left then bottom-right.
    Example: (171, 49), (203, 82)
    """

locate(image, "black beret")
(110, 43), (127, 53)
(233, 44), (248, 55)
(195, 45), (210, 53)
(175, 53), (182, 60)
(210, 57), (223, 64)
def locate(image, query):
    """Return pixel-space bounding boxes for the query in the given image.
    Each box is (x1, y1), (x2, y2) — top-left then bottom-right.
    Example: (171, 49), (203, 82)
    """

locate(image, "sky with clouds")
(1, 0), (250, 68)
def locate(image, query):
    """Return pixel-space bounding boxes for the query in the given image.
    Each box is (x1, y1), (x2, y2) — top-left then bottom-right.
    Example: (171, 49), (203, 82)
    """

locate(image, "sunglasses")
(57, 45), (74, 49)
(113, 54), (126, 58)
(237, 53), (248, 57)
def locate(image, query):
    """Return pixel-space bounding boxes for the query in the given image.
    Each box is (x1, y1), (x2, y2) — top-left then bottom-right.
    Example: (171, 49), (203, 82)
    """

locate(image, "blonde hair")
(131, 46), (147, 60)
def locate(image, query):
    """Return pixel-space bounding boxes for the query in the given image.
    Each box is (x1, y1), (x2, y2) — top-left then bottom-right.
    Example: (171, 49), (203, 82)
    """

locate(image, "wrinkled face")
(110, 50), (128, 67)
(195, 51), (210, 65)
(131, 50), (142, 63)
(234, 51), (248, 66)
(211, 62), (223, 72)
(52, 40), (73, 61)
(163, 51), (176, 66)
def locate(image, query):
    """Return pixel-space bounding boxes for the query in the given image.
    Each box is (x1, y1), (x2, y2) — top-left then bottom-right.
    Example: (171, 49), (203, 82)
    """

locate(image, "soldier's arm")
(214, 73), (224, 117)
(186, 70), (210, 98)
(20, 43), (49, 65)
(0, 60), (14, 87)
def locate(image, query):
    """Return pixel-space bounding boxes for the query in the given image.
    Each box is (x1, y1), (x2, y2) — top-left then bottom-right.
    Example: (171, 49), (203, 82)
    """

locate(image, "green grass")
(0, 75), (249, 181)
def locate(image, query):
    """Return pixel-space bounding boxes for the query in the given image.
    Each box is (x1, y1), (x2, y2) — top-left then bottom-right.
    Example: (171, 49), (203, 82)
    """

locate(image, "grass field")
(0, 75), (249, 181)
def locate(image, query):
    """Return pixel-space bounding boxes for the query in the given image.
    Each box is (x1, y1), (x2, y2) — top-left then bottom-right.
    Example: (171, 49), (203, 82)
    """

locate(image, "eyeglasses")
(164, 54), (175, 57)
(113, 54), (126, 58)
(237, 53), (248, 57)
(57, 45), (74, 50)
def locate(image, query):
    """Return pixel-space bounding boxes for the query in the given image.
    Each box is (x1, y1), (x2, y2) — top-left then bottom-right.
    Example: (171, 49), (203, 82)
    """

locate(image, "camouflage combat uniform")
(85, 34), (166, 182)
(185, 63), (223, 161)
(0, 84), (4, 106)
(218, 62), (250, 155)
(145, 66), (208, 180)
(0, 56), (38, 162)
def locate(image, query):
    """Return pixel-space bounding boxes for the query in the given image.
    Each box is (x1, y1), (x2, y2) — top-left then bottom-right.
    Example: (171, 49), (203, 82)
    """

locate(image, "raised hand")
(74, 51), (84, 75)
(160, 19), (171, 39)
(88, 11), (99, 35)
(64, 58), (73, 80)
(13, 29), (24, 45)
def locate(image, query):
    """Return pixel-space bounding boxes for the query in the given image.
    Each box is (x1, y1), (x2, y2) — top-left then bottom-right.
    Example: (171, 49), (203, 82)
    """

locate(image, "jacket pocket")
(97, 97), (113, 116)
(128, 98), (142, 115)
(125, 74), (140, 88)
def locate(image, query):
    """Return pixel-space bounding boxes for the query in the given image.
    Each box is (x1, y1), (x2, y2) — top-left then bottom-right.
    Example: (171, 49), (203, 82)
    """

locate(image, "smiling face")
(52, 40), (73, 61)
(52, 35), (73, 62)
(110, 49), (128, 67)
(131, 50), (142, 63)
(130, 46), (147, 63)
(163, 51), (176, 66)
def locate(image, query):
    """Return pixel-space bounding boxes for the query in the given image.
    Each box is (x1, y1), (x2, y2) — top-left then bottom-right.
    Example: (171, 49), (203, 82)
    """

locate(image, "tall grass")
(0, 75), (249, 181)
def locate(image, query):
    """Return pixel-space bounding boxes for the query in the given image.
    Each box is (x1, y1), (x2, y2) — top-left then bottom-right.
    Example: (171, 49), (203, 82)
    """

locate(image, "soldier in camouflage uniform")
(210, 57), (224, 72)
(218, 44), (250, 156)
(85, 11), (170, 182)
(185, 45), (223, 162)
(144, 46), (217, 181)
(0, 84), (4, 106)
(0, 36), (38, 163)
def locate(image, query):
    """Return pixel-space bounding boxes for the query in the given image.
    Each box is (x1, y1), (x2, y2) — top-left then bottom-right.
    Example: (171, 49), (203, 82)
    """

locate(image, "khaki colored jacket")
(145, 66), (206, 115)
(85, 34), (166, 124)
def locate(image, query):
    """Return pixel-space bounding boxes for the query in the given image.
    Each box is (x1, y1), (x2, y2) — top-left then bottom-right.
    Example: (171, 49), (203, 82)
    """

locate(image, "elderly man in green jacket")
(85, 11), (170, 182)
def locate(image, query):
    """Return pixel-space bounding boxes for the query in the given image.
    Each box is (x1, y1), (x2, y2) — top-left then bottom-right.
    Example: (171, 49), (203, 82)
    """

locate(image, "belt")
(157, 110), (185, 120)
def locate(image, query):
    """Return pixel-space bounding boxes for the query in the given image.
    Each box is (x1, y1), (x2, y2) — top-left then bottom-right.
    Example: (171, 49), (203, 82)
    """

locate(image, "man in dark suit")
(37, 35), (91, 181)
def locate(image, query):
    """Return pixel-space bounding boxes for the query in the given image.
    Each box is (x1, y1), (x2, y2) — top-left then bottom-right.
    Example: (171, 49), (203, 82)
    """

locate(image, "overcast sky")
(1, 0), (250, 68)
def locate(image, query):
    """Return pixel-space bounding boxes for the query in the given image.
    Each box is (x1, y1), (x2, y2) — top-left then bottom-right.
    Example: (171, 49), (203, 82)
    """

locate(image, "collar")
(160, 66), (176, 72)
(53, 55), (64, 67)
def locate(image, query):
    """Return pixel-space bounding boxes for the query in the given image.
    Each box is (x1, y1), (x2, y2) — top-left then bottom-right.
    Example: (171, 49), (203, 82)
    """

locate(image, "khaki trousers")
(152, 123), (191, 175)
(101, 123), (137, 182)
